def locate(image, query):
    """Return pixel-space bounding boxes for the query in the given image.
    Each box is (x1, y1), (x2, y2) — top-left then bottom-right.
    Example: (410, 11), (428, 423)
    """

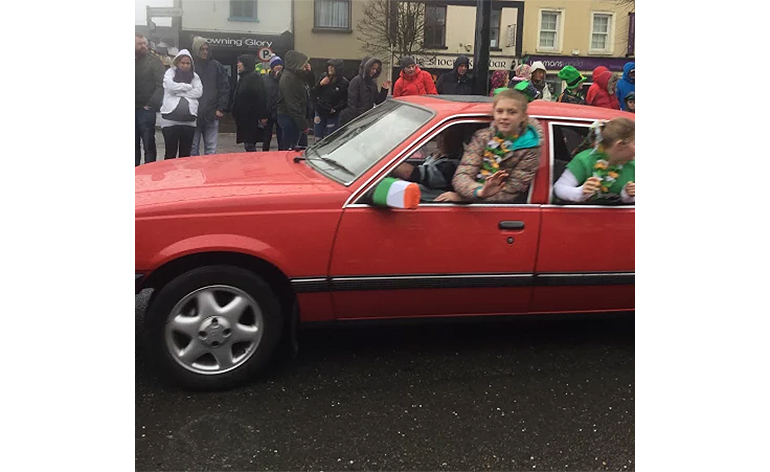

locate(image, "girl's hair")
(493, 89), (529, 113)
(570, 117), (635, 157)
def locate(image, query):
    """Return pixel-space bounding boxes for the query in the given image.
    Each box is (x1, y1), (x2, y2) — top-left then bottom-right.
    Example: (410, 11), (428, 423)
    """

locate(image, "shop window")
(230, 0), (257, 21)
(315, 0), (351, 30)
(538, 10), (561, 50)
(590, 13), (613, 53)
(490, 9), (502, 49)
(550, 123), (591, 202)
(424, 5), (447, 48)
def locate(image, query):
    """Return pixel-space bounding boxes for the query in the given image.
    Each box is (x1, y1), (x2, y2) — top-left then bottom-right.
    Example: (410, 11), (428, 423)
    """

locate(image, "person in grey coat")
(190, 36), (230, 155)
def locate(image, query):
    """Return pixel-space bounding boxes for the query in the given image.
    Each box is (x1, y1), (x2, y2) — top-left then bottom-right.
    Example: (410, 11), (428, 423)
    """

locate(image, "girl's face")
(493, 98), (527, 136)
(327, 65), (335, 76)
(177, 56), (192, 72)
(608, 137), (635, 162)
(532, 69), (545, 82)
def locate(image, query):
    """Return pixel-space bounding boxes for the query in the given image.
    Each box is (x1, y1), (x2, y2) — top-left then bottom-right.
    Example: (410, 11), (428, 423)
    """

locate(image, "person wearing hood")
(135, 33), (165, 166)
(231, 54), (268, 152)
(489, 69), (509, 96)
(312, 59), (349, 142)
(159, 49), (203, 159)
(624, 92), (635, 113)
(277, 50), (315, 150)
(261, 55), (284, 151)
(556, 65), (587, 105)
(189, 37), (230, 156)
(435, 55), (473, 95)
(586, 70), (620, 110)
(508, 64), (542, 101)
(342, 57), (391, 125)
(616, 62), (635, 111)
(529, 61), (552, 101)
(393, 56), (437, 97)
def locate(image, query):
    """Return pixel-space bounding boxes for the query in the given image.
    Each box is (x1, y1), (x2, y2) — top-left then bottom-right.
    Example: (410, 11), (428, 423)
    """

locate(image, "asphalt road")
(136, 290), (634, 471)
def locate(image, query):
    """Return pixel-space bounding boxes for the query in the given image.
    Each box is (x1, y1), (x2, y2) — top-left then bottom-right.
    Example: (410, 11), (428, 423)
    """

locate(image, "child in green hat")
(556, 65), (587, 105)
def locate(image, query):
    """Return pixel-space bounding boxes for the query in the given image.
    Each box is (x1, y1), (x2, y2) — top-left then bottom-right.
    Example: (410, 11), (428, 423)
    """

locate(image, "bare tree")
(357, 0), (432, 60)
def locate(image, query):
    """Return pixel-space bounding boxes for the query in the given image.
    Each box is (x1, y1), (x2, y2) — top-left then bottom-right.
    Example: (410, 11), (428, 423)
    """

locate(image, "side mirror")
(371, 178), (420, 209)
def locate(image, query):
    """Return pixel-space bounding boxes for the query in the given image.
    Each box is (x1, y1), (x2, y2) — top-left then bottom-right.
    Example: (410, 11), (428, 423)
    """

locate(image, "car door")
(328, 119), (543, 320)
(530, 120), (635, 313)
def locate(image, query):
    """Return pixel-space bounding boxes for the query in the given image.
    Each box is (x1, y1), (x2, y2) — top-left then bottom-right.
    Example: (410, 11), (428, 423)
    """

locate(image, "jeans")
(277, 114), (302, 150)
(191, 119), (219, 155)
(313, 113), (340, 142)
(135, 108), (157, 166)
(262, 117), (283, 151)
(161, 125), (196, 159)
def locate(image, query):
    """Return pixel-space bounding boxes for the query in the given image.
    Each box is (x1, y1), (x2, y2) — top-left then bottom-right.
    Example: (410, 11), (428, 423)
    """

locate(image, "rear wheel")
(146, 265), (283, 390)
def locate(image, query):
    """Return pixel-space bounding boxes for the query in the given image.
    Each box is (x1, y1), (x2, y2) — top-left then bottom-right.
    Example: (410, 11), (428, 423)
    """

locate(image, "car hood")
(135, 151), (348, 215)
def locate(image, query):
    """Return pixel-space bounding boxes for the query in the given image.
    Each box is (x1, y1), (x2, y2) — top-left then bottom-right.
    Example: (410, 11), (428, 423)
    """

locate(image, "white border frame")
(537, 8), (565, 53)
(588, 10), (616, 55)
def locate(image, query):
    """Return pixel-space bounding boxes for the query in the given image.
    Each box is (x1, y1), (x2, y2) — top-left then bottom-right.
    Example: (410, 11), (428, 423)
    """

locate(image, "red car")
(136, 96), (634, 389)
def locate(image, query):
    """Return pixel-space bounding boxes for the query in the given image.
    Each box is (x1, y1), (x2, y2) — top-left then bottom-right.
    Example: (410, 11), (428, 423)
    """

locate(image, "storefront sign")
(180, 30), (293, 53)
(524, 55), (632, 73)
(414, 55), (513, 70)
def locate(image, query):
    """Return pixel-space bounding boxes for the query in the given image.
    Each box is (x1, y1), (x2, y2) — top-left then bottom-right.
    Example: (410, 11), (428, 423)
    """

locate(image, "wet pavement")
(136, 290), (634, 471)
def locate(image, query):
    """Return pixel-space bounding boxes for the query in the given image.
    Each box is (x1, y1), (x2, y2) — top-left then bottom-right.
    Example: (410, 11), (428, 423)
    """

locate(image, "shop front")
(179, 30), (294, 104)
(523, 54), (635, 97)
(391, 53), (517, 87)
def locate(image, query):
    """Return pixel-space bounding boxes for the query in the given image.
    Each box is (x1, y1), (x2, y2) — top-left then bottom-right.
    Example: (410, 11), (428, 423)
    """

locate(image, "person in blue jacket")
(616, 62), (635, 111)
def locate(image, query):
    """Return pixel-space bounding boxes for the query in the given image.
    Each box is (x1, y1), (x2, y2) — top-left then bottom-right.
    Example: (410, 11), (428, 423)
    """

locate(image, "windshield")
(305, 100), (435, 185)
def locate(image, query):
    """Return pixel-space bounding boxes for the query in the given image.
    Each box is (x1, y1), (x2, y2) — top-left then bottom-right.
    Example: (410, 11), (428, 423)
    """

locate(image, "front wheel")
(145, 265), (283, 390)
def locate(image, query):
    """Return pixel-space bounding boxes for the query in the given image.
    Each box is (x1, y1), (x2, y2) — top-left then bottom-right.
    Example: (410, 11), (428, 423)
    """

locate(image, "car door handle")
(499, 220), (525, 231)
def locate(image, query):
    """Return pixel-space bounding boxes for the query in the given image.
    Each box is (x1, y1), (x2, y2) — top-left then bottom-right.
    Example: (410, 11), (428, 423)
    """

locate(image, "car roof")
(395, 95), (635, 121)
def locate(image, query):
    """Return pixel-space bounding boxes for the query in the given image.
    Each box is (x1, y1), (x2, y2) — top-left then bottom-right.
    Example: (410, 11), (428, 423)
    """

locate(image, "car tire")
(145, 265), (284, 390)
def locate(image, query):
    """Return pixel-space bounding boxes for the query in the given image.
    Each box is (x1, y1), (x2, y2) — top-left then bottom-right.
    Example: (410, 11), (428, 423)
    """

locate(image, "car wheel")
(146, 265), (283, 390)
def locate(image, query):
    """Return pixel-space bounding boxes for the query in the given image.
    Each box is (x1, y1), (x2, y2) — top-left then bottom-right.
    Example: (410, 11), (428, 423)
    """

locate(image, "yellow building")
(293, 0), (634, 90)
(520, 0), (635, 95)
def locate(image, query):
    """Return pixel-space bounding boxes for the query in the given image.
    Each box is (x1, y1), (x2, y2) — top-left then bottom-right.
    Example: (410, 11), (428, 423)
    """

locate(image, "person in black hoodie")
(261, 55), (284, 151)
(341, 57), (391, 125)
(231, 54), (267, 152)
(277, 50), (314, 150)
(312, 59), (349, 142)
(435, 55), (474, 95)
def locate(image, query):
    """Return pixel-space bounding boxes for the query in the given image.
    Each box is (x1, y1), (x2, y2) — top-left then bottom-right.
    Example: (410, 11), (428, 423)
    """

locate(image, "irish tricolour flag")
(372, 178), (420, 209)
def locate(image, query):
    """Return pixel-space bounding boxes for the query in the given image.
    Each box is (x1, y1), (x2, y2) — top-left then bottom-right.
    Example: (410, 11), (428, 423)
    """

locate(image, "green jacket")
(135, 52), (165, 110)
(277, 50), (311, 131)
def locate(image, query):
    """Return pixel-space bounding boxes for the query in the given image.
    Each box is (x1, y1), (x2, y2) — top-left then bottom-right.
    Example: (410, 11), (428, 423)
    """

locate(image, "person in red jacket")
(393, 56), (438, 97)
(586, 70), (620, 110)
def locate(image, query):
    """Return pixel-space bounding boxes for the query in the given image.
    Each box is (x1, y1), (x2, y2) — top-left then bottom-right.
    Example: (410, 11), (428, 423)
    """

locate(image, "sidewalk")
(139, 129), (281, 165)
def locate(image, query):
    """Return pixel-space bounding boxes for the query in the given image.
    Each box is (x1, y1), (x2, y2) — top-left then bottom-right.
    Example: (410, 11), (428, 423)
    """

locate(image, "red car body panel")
(136, 97), (635, 322)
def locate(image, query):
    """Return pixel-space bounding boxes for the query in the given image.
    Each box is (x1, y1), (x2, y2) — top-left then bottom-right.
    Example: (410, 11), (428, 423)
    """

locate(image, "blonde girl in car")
(435, 89), (543, 203)
(554, 117), (635, 204)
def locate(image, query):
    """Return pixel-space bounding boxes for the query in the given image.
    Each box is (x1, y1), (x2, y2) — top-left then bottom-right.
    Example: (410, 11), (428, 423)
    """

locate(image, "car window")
(305, 100), (435, 185)
(550, 123), (591, 203)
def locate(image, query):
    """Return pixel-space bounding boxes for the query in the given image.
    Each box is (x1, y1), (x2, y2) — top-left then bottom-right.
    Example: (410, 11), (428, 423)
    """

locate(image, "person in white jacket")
(159, 49), (203, 159)
(530, 61), (553, 102)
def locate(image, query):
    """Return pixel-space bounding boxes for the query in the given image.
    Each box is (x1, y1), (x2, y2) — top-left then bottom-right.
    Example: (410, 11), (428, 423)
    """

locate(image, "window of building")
(490, 9), (502, 48)
(590, 13), (613, 52)
(424, 5), (447, 48)
(230, 0), (257, 21)
(538, 10), (561, 50)
(315, 0), (352, 30)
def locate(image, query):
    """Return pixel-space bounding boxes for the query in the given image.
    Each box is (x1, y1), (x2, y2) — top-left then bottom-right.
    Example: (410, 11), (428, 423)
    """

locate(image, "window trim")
(423, 4), (448, 49)
(228, 0), (258, 22)
(314, 0), (353, 31)
(349, 116), (538, 208)
(537, 8), (564, 53)
(588, 11), (615, 55)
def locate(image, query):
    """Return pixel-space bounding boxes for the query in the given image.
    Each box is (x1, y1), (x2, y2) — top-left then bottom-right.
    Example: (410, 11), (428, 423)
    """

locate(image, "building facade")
(177, 0), (295, 97)
(520, 0), (635, 96)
